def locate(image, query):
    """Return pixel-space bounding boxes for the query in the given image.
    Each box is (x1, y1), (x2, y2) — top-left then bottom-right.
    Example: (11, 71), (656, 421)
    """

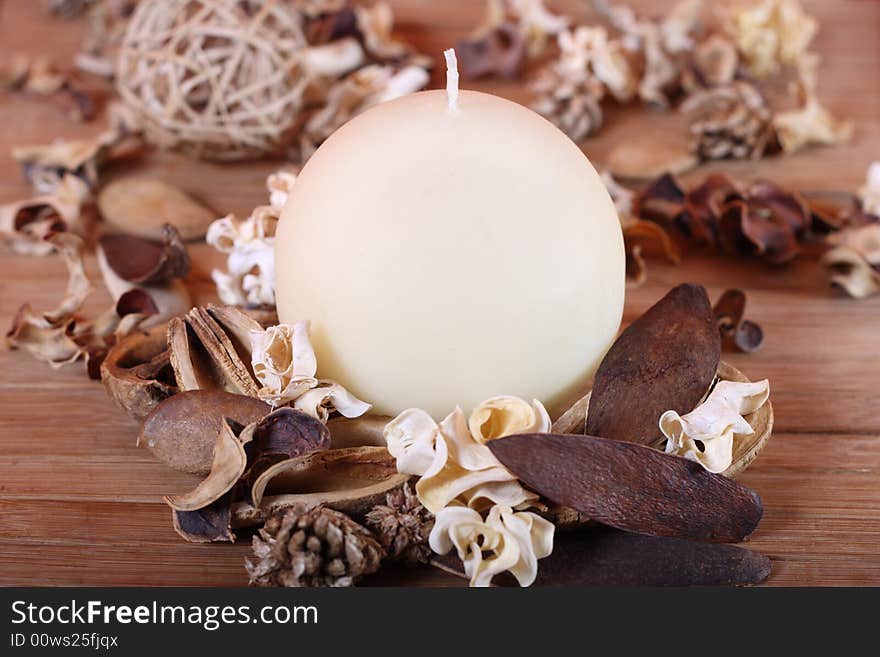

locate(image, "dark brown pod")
(433, 526), (771, 587)
(99, 224), (190, 285)
(172, 495), (234, 543)
(489, 432), (763, 543)
(586, 283), (721, 446)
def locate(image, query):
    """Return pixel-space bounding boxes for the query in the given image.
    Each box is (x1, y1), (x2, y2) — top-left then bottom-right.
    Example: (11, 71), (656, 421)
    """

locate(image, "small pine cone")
(365, 483), (434, 565)
(530, 67), (604, 142)
(246, 506), (385, 588)
(682, 81), (775, 161)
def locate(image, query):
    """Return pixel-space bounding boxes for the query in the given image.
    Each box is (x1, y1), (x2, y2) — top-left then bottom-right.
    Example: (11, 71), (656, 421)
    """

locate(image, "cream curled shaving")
(429, 504), (554, 587)
(249, 321), (370, 420)
(384, 396), (550, 514)
(661, 379), (770, 473)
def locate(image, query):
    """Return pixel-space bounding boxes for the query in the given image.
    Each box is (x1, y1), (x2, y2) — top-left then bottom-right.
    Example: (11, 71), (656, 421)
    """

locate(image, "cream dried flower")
(267, 169), (298, 211)
(557, 26), (636, 103)
(859, 161), (880, 217)
(724, 0), (817, 77)
(384, 396), (549, 514)
(661, 379), (770, 473)
(429, 504), (554, 587)
(249, 321), (371, 418)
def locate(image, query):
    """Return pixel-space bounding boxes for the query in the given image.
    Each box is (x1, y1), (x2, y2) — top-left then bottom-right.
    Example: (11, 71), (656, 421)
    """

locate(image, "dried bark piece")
(586, 284), (721, 446)
(232, 447), (410, 528)
(97, 177), (216, 241)
(172, 495), (234, 543)
(433, 526), (771, 587)
(717, 361), (774, 478)
(98, 224), (190, 285)
(456, 22), (526, 80)
(489, 432), (763, 543)
(168, 305), (263, 397)
(713, 289), (764, 353)
(100, 324), (177, 421)
(165, 418), (251, 511)
(138, 390), (269, 475)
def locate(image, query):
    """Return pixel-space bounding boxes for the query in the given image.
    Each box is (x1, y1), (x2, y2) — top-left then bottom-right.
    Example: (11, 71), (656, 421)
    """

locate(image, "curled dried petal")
(821, 246), (880, 299)
(468, 396), (551, 444)
(662, 379), (770, 474)
(293, 382), (371, 422)
(250, 322), (318, 406)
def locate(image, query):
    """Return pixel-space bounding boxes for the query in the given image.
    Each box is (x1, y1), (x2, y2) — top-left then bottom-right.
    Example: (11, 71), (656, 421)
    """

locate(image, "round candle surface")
(276, 89), (624, 418)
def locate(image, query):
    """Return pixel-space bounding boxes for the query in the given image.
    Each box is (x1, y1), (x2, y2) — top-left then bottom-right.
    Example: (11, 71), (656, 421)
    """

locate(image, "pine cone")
(682, 81), (775, 160)
(530, 67), (604, 142)
(246, 506), (385, 587)
(365, 484), (434, 565)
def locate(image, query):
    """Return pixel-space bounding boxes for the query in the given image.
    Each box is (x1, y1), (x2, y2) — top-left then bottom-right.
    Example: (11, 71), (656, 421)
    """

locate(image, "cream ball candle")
(275, 51), (624, 418)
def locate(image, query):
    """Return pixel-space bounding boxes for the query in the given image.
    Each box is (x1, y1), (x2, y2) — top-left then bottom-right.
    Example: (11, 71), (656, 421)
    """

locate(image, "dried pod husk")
(168, 305), (262, 397)
(97, 177), (216, 241)
(634, 173), (687, 226)
(232, 447), (411, 528)
(165, 418), (251, 511)
(606, 136), (698, 182)
(326, 414), (392, 448)
(172, 495), (234, 543)
(682, 173), (742, 243)
(553, 361), (772, 481)
(489, 432), (763, 543)
(138, 390), (269, 475)
(433, 526), (771, 587)
(586, 284), (722, 446)
(100, 324), (178, 421)
(803, 190), (870, 233)
(98, 224), (190, 285)
(713, 289), (764, 353)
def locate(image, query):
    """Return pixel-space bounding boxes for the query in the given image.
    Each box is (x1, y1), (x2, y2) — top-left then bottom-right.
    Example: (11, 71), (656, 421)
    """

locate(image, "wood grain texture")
(1, 0), (879, 586)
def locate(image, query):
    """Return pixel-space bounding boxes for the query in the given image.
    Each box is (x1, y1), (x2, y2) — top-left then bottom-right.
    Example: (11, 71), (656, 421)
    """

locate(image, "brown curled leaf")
(138, 390), (270, 475)
(586, 284), (721, 446)
(489, 433), (763, 543)
(683, 173), (741, 244)
(433, 526), (771, 587)
(165, 419), (251, 511)
(634, 172), (687, 226)
(713, 289), (764, 353)
(455, 22), (526, 80)
(719, 199), (800, 263)
(172, 495), (234, 543)
(98, 224), (190, 285)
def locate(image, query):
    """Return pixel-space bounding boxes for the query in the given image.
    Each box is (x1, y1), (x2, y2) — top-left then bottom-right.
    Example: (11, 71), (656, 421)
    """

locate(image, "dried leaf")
(713, 289), (764, 353)
(165, 419), (251, 511)
(138, 390), (270, 475)
(172, 495), (234, 543)
(433, 525), (771, 587)
(98, 224), (190, 285)
(586, 284), (721, 446)
(489, 432), (763, 543)
(97, 178), (216, 241)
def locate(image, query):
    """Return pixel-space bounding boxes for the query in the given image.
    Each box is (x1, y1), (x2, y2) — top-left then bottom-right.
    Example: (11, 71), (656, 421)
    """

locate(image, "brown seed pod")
(489, 432), (763, 543)
(586, 283), (721, 446)
(138, 390), (269, 475)
(98, 224), (190, 286)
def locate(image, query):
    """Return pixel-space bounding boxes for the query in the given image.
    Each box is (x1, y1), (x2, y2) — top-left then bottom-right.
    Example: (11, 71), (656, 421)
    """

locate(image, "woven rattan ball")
(116, 0), (309, 161)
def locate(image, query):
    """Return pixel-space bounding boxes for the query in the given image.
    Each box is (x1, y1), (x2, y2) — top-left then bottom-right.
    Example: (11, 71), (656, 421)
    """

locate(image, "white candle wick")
(444, 48), (459, 112)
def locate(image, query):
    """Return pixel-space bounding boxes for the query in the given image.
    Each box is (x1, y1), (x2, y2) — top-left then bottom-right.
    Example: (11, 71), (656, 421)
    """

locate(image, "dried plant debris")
(822, 224), (880, 299)
(5, 232), (160, 375)
(861, 162), (880, 219)
(713, 289), (764, 353)
(456, 21), (527, 80)
(247, 505), (384, 587)
(173, 495), (234, 543)
(681, 81), (776, 160)
(634, 172), (848, 264)
(0, 54), (100, 122)
(586, 284), (721, 446)
(365, 484), (434, 565)
(98, 178), (216, 241)
(101, 324), (178, 420)
(138, 390), (270, 475)
(433, 525), (770, 587)
(489, 432), (763, 543)
(0, 175), (92, 255)
(99, 225), (190, 286)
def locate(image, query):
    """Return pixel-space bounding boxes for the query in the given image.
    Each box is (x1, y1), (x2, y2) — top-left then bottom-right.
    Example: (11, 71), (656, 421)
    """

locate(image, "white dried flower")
(249, 321), (371, 419)
(429, 504), (554, 587)
(661, 379), (770, 473)
(267, 169), (298, 212)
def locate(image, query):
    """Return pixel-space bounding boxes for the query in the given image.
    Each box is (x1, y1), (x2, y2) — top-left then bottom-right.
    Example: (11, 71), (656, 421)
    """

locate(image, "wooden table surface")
(1, 0), (878, 586)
